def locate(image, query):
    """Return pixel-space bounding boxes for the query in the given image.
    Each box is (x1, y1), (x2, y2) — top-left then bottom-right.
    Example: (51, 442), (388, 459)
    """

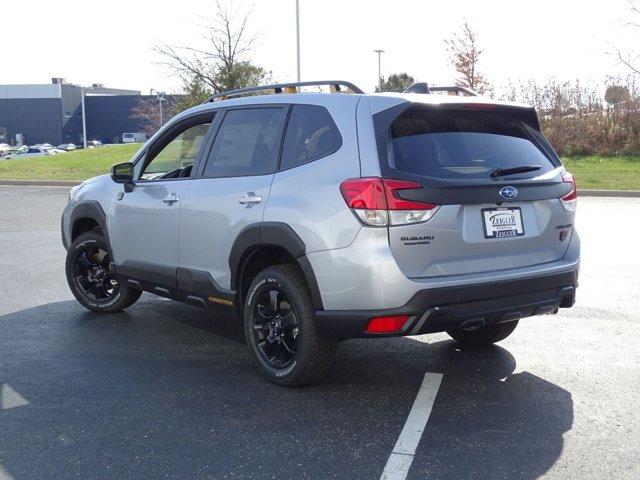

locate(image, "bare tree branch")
(155, 0), (267, 94)
(612, 0), (640, 74)
(615, 47), (640, 75)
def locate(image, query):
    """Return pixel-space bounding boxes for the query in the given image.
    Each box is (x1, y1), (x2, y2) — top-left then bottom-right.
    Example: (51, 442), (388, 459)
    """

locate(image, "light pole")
(295, 0), (301, 81)
(373, 49), (385, 91)
(150, 89), (166, 128)
(81, 88), (87, 149)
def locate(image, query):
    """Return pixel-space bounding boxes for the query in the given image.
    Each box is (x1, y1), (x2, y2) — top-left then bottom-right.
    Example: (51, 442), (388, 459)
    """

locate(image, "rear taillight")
(340, 177), (439, 226)
(560, 172), (577, 212)
(365, 315), (409, 334)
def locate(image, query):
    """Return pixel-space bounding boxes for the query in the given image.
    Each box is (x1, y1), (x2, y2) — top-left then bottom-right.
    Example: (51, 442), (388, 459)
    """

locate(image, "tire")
(65, 231), (141, 313)
(446, 320), (519, 346)
(243, 264), (337, 387)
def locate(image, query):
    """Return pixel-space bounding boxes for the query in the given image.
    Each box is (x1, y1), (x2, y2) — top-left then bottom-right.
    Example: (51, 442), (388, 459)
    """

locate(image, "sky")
(3, 0), (639, 95)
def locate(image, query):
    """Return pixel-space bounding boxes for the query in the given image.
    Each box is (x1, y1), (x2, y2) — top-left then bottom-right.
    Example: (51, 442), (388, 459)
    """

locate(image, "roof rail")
(403, 82), (478, 96)
(203, 80), (364, 103)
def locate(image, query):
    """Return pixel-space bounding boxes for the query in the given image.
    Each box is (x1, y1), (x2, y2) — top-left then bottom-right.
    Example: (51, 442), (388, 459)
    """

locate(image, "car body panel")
(108, 179), (193, 269)
(178, 175), (274, 289)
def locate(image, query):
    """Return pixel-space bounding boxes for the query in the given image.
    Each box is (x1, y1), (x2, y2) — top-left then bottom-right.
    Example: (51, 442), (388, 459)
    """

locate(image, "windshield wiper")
(490, 165), (541, 178)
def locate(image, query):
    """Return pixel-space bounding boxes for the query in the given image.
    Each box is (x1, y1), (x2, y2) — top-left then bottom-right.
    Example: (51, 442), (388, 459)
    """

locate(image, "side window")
(140, 117), (213, 180)
(280, 105), (342, 170)
(203, 108), (287, 178)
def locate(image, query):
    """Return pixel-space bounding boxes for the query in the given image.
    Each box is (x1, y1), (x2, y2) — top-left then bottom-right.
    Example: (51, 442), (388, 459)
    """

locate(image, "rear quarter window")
(386, 106), (558, 181)
(280, 105), (342, 170)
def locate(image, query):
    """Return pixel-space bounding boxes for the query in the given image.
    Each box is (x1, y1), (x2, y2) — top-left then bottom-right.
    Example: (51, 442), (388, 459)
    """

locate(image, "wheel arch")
(67, 201), (113, 260)
(230, 222), (324, 310)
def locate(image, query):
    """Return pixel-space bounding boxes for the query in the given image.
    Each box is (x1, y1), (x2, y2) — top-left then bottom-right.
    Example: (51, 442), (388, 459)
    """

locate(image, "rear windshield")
(386, 106), (557, 180)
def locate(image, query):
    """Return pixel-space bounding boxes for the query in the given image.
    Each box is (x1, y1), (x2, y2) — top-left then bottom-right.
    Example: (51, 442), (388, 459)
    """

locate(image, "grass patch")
(0, 144), (141, 181)
(562, 156), (640, 191)
(0, 146), (638, 190)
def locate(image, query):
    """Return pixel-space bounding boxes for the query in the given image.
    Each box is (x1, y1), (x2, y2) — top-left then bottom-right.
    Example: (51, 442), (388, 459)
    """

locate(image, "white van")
(122, 132), (147, 143)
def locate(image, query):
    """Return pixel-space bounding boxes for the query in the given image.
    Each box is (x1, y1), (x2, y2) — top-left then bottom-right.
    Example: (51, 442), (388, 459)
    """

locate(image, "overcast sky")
(4, 0), (639, 94)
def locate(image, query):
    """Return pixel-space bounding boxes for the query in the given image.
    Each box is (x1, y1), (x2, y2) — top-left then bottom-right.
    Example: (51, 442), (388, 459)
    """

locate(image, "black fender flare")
(229, 222), (324, 310)
(66, 201), (112, 256)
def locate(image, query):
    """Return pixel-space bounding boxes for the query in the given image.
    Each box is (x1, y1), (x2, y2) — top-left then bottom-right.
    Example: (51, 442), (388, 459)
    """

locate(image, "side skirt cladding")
(113, 261), (239, 321)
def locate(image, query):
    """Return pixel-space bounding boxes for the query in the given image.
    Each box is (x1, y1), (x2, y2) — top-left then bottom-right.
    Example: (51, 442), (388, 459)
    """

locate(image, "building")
(0, 78), (175, 146)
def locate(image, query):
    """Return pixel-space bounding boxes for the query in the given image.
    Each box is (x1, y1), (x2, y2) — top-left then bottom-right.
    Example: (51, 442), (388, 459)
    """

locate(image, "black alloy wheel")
(72, 243), (119, 302)
(65, 231), (141, 313)
(251, 287), (299, 368)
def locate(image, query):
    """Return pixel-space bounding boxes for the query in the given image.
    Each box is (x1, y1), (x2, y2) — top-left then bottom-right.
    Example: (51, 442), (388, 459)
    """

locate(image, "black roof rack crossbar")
(203, 80), (364, 103)
(403, 82), (478, 96)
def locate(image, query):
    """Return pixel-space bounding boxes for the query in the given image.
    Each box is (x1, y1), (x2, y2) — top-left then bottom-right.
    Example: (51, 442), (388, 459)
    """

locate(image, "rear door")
(178, 106), (288, 289)
(373, 103), (575, 278)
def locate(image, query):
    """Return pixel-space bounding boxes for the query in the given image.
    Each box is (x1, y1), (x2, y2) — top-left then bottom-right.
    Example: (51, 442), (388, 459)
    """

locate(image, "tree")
(375, 73), (415, 92)
(130, 96), (179, 137)
(173, 75), (212, 111)
(155, 1), (269, 94)
(605, 85), (631, 106)
(445, 21), (491, 94)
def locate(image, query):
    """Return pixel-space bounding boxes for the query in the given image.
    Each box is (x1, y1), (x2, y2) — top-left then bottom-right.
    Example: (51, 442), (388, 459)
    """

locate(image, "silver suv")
(62, 80), (580, 386)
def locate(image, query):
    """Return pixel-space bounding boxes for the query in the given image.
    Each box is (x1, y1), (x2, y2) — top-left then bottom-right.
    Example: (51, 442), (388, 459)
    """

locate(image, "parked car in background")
(122, 132), (147, 143)
(8, 146), (28, 155)
(85, 140), (102, 148)
(0, 143), (12, 157)
(4, 146), (55, 159)
(57, 143), (77, 151)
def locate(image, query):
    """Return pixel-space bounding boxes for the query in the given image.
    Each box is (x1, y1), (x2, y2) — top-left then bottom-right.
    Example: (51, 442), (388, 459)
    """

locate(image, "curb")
(0, 180), (639, 197)
(580, 189), (640, 198)
(0, 179), (81, 187)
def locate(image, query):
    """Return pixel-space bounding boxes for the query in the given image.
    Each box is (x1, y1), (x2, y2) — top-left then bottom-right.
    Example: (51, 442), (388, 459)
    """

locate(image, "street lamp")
(150, 89), (166, 128)
(81, 88), (87, 149)
(373, 49), (385, 91)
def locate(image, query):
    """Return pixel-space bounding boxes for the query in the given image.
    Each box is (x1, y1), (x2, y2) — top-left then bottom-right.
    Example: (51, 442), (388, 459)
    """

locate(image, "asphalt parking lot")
(0, 186), (639, 480)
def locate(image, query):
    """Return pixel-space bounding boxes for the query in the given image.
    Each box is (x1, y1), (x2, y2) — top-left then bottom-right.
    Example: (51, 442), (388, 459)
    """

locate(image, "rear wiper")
(490, 165), (541, 178)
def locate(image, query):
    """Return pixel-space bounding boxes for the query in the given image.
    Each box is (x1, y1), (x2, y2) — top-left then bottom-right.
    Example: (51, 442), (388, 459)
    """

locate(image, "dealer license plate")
(481, 207), (525, 239)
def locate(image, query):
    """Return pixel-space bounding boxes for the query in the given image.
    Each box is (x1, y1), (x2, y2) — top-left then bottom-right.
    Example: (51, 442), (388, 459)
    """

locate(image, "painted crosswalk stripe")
(380, 373), (443, 480)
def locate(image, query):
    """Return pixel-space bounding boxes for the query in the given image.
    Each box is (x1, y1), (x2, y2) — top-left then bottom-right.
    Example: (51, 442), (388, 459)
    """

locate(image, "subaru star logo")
(499, 186), (519, 199)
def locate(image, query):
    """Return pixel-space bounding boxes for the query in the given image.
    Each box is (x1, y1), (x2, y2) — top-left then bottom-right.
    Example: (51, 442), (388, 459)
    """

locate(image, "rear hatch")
(372, 101), (576, 278)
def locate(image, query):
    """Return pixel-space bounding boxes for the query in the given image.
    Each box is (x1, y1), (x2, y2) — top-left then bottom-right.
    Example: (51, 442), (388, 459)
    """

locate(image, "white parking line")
(0, 383), (29, 410)
(0, 464), (15, 480)
(380, 373), (443, 480)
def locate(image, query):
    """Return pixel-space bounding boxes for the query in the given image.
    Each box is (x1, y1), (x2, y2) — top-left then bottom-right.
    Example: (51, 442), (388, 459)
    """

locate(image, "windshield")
(386, 106), (557, 181)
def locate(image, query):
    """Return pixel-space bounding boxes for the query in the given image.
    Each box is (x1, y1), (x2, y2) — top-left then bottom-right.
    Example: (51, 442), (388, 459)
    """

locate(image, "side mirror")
(111, 162), (135, 192)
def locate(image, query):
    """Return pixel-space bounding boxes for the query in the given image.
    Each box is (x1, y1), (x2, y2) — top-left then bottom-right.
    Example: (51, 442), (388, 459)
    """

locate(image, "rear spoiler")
(401, 82), (539, 130)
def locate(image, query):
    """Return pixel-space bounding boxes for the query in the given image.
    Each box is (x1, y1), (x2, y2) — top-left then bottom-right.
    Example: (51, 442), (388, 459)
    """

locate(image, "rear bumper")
(315, 269), (578, 338)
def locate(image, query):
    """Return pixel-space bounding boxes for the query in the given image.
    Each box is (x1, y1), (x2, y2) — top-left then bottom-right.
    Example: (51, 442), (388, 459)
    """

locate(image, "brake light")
(340, 178), (439, 226)
(560, 172), (577, 212)
(365, 315), (409, 334)
(462, 103), (498, 110)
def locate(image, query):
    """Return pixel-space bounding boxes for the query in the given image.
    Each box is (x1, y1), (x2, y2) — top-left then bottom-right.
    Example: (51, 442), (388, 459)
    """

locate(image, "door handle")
(162, 194), (180, 205)
(239, 192), (262, 207)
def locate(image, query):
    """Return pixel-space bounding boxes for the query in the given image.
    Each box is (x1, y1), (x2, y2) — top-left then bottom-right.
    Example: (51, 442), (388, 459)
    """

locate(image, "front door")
(108, 113), (215, 286)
